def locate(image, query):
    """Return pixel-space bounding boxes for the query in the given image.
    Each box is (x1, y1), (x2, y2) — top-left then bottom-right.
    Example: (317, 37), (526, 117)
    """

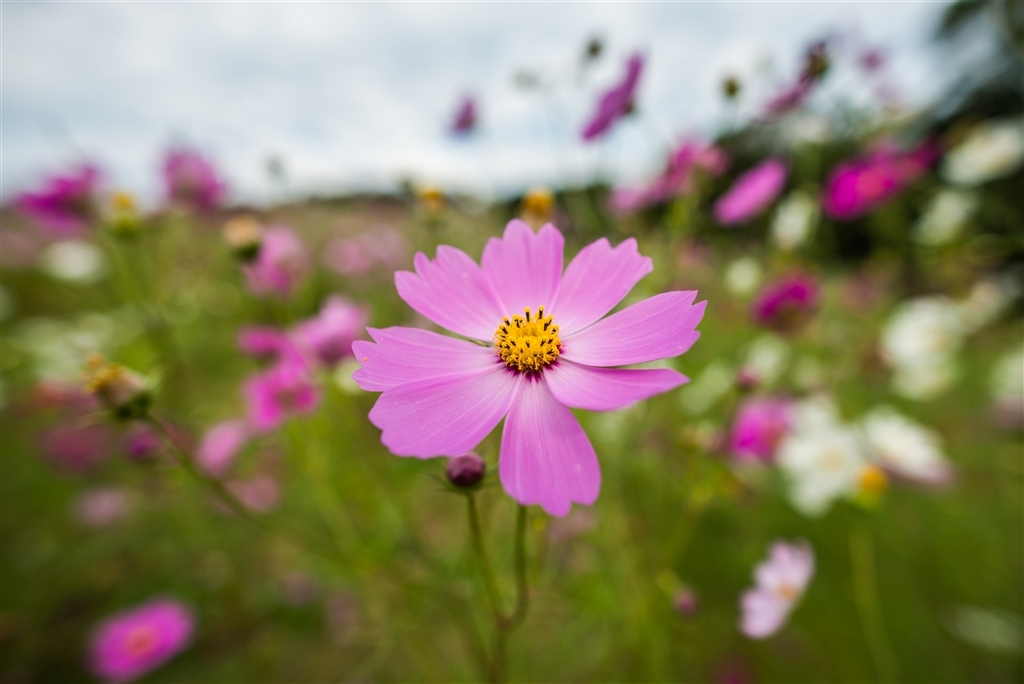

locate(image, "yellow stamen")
(494, 306), (561, 373)
(858, 464), (889, 496)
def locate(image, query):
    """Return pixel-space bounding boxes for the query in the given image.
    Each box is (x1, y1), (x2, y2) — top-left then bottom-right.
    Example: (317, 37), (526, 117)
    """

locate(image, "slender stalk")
(849, 522), (899, 683)
(507, 504), (530, 630)
(467, 493), (505, 625)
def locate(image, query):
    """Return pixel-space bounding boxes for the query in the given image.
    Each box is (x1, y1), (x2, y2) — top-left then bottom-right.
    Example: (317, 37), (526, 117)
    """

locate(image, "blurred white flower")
(13, 311), (135, 382)
(778, 400), (866, 516)
(861, 406), (951, 485)
(680, 360), (734, 415)
(39, 240), (106, 285)
(957, 277), (1016, 334)
(990, 345), (1024, 404)
(724, 257), (762, 296)
(742, 334), (790, 388)
(945, 606), (1024, 654)
(770, 191), (818, 251)
(880, 297), (964, 400)
(942, 119), (1024, 186)
(913, 189), (976, 247)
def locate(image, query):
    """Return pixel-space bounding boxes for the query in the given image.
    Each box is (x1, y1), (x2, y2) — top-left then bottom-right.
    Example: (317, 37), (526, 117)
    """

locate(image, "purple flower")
(162, 148), (225, 212)
(40, 422), (113, 473)
(88, 598), (194, 682)
(17, 165), (100, 237)
(197, 420), (249, 476)
(295, 296), (369, 367)
(610, 140), (728, 214)
(353, 220), (705, 516)
(751, 273), (819, 332)
(581, 53), (644, 141)
(450, 95), (478, 135)
(243, 226), (309, 298)
(714, 159), (788, 226)
(121, 424), (162, 462)
(823, 142), (936, 220)
(740, 540), (814, 639)
(729, 397), (794, 463)
(245, 356), (320, 433)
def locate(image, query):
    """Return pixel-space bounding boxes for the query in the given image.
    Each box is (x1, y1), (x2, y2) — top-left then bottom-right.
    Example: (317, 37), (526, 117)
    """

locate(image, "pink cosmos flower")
(237, 326), (292, 360)
(88, 598), (194, 683)
(581, 53), (644, 141)
(729, 397), (794, 463)
(610, 140), (728, 214)
(823, 141), (936, 220)
(74, 487), (133, 527)
(353, 220), (705, 516)
(244, 356), (320, 433)
(323, 228), (407, 276)
(751, 273), (820, 332)
(17, 165), (100, 237)
(226, 475), (280, 512)
(197, 419), (249, 476)
(295, 296), (369, 367)
(740, 540), (814, 639)
(243, 226), (309, 298)
(763, 40), (831, 118)
(121, 424), (162, 461)
(714, 159), (788, 225)
(162, 148), (225, 212)
(450, 95), (478, 135)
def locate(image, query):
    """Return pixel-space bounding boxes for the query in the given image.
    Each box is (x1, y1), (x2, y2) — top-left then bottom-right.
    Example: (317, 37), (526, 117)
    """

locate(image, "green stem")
(849, 522), (899, 683)
(467, 493), (505, 624)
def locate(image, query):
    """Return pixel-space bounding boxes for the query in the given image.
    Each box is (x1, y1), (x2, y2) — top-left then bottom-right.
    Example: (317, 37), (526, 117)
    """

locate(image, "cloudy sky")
(3, 1), (951, 205)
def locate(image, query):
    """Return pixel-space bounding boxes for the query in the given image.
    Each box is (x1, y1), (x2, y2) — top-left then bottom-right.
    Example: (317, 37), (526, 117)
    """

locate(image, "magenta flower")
(740, 540), (814, 639)
(40, 422), (113, 473)
(450, 95), (478, 135)
(197, 419), (249, 476)
(121, 424), (162, 461)
(353, 220), (705, 516)
(162, 148), (225, 212)
(714, 159), (788, 226)
(243, 226), (309, 298)
(610, 140), (728, 214)
(729, 397), (794, 463)
(17, 165), (100, 237)
(823, 141), (936, 220)
(751, 273), (819, 332)
(581, 53), (644, 141)
(88, 598), (194, 683)
(295, 296), (369, 367)
(237, 326), (291, 360)
(245, 356), (320, 433)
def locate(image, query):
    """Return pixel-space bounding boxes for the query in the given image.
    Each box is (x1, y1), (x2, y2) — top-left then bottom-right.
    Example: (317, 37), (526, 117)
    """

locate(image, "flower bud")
(446, 453), (486, 488)
(735, 367), (759, 392)
(106, 191), (142, 239)
(223, 216), (264, 262)
(83, 353), (151, 419)
(722, 75), (741, 99)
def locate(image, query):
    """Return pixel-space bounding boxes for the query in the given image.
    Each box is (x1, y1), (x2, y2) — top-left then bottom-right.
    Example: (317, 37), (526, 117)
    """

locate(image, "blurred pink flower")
(88, 598), (193, 683)
(450, 95), (478, 135)
(226, 475), (280, 512)
(295, 296), (369, 367)
(245, 356), (320, 433)
(610, 140), (728, 214)
(764, 81), (813, 118)
(751, 273), (820, 332)
(237, 326), (292, 360)
(74, 487), (133, 527)
(581, 53), (644, 141)
(740, 540), (814, 639)
(17, 165), (100, 237)
(353, 220), (705, 516)
(729, 397), (794, 463)
(40, 422), (113, 473)
(714, 159), (788, 225)
(323, 228), (407, 276)
(162, 148), (225, 212)
(243, 226), (309, 297)
(822, 141), (936, 220)
(197, 419), (249, 476)
(763, 40), (831, 118)
(121, 424), (162, 462)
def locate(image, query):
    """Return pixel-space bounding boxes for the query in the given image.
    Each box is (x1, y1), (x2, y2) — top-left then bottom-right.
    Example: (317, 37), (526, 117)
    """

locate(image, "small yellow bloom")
(83, 353), (151, 418)
(519, 187), (555, 228)
(106, 191), (142, 237)
(417, 186), (446, 215)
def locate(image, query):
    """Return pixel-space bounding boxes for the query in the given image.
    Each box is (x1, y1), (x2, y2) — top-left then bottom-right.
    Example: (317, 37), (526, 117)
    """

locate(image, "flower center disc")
(495, 306), (561, 373)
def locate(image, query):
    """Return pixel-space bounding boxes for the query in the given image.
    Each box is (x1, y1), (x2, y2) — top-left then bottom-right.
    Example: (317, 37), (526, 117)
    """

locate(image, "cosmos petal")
(482, 220), (564, 316)
(368, 366), (521, 458)
(543, 360), (688, 411)
(499, 378), (600, 517)
(562, 291), (706, 367)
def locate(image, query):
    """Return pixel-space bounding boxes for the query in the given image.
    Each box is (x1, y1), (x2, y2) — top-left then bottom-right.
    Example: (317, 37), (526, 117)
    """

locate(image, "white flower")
(913, 189), (976, 247)
(880, 297), (965, 400)
(891, 356), (959, 401)
(742, 334), (790, 388)
(990, 345), (1024, 404)
(771, 191), (818, 251)
(679, 360), (734, 415)
(942, 119), (1024, 186)
(778, 401), (866, 516)
(724, 257), (762, 296)
(39, 240), (106, 285)
(861, 406), (951, 485)
(957, 278), (1016, 334)
(739, 540), (815, 639)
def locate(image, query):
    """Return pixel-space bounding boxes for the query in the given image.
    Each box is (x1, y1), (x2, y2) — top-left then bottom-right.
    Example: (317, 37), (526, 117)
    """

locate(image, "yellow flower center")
(494, 306), (561, 373)
(858, 464), (889, 495)
(776, 583), (799, 600)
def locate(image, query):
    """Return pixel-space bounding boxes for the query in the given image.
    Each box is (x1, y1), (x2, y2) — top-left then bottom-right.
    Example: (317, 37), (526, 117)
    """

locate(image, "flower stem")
(849, 522), (899, 683)
(467, 493), (505, 624)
